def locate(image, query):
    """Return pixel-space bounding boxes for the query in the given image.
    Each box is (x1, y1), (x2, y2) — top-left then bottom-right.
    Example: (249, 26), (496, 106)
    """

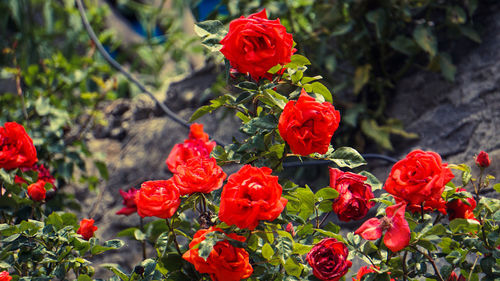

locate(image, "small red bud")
(475, 151), (490, 168)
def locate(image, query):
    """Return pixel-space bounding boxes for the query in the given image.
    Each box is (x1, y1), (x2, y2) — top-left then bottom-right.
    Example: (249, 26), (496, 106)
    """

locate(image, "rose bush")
(219, 9), (294, 80)
(278, 89), (341, 156)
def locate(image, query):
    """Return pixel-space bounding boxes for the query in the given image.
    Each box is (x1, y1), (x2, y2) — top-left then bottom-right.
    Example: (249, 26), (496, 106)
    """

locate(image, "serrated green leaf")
(358, 171), (382, 190)
(389, 36), (419, 56)
(328, 147), (367, 168)
(289, 54), (311, 66)
(449, 218), (480, 233)
(311, 82), (332, 103)
(194, 20), (225, 37)
(101, 263), (129, 280)
(284, 256), (303, 277)
(293, 243), (313, 255)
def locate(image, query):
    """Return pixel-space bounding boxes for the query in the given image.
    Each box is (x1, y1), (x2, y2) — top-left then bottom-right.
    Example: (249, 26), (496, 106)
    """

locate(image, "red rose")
(447, 188), (477, 221)
(355, 202), (410, 252)
(384, 150), (454, 206)
(218, 165), (287, 230)
(0, 271), (11, 281)
(447, 272), (466, 281)
(135, 180), (180, 219)
(329, 168), (375, 222)
(0, 122), (38, 170)
(352, 266), (395, 281)
(220, 9), (294, 81)
(27, 180), (46, 202)
(116, 188), (138, 216)
(278, 90), (341, 156)
(306, 238), (352, 281)
(15, 164), (55, 188)
(172, 157), (227, 196)
(166, 123), (216, 173)
(77, 218), (98, 240)
(475, 151), (490, 168)
(182, 226), (253, 281)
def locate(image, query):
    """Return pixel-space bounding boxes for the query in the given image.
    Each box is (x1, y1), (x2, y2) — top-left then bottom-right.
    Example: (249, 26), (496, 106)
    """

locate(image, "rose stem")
(140, 217), (146, 259)
(411, 246), (444, 281)
(166, 218), (182, 255)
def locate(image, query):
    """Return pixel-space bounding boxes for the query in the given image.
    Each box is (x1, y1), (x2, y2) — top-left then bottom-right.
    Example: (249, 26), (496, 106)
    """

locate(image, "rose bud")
(116, 188), (138, 216)
(306, 238), (352, 281)
(27, 180), (47, 202)
(475, 151), (490, 168)
(77, 218), (98, 240)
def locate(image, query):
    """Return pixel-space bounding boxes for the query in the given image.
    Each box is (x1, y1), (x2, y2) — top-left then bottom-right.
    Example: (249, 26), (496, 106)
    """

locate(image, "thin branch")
(411, 246), (444, 281)
(166, 218), (182, 256)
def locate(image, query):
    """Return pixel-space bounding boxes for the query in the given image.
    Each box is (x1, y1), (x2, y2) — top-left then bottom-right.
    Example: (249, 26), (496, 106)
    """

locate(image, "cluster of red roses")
(0, 121), (98, 241)
(0, 270), (11, 281)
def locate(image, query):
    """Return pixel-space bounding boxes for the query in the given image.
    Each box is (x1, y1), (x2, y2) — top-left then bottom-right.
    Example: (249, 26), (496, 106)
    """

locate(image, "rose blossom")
(27, 180), (46, 202)
(329, 168), (375, 222)
(355, 202), (410, 252)
(77, 218), (98, 240)
(447, 188), (477, 221)
(220, 9), (294, 80)
(135, 180), (180, 219)
(218, 165), (287, 230)
(182, 226), (253, 281)
(166, 123), (216, 173)
(0, 271), (12, 281)
(278, 89), (341, 156)
(116, 188), (138, 216)
(172, 157), (226, 195)
(306, 238), (352, 281)
(0, 122), (38, 170)
(384, 150), (454, 206)
(475, 151), (490, 168)
(352, 266), (395, 281)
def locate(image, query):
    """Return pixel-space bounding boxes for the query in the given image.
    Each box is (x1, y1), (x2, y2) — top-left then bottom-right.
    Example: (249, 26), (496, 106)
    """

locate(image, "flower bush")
(1, 8), (499, 281)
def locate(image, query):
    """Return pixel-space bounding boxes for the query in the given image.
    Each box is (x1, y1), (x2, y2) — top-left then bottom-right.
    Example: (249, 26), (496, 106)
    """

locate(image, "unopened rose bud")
(475, 151), (491, 168)
(285, 222), (295, 237)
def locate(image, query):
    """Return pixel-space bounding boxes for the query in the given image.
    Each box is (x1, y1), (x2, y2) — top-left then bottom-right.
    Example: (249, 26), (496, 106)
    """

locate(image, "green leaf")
(0, 169), (14, 185)
(289, 54), (311, 66)
(358, 171), (382, 190)
(493, 183), (500, 193)
(438, 53), (456, 82)
(262, 243), (274, 260)
(241, 115), (277, 135)
(389, 36), (419, 56)
(134, 229), (146, 241)
(413, 26), (437, 57)
(447, 6), (467, 25)
(311, 82), (332, 103)
(194, 20), (225, 37)
(459, 25), (481, 43)
(318, 200), (333, 212)
(331, 22), (353, 36)
(262, 89), (287, 110)
(292, 187), (316, 220)
(353, 64), (371, 94)
(327, 147), (367, 168)
(236, 81), (258, 91)
(366, 9), (386, 39)
(101, 263), (129, 281)
(361, 119), (393, 151)
(94, 160), (108, 181)
(198, 233), (218, 261)
(284, 256), (303, 277)
(293, 243), (313, 255)
(35, 97), (51, 116)
(46, 212), (64, 230)
(77, 275), (92, 281)
(449, 218), (480, 233)
(190, 95), (231, 122)
(275, 235), (294, 263)
(315, 187), (339, 201)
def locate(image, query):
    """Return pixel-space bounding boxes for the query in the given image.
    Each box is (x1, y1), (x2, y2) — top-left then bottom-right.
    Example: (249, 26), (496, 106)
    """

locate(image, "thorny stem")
(140, 217), (146, 260)
(166, 219), (182, 256)
(402, 250), (408, 281)
(411, 246), (444, 281)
